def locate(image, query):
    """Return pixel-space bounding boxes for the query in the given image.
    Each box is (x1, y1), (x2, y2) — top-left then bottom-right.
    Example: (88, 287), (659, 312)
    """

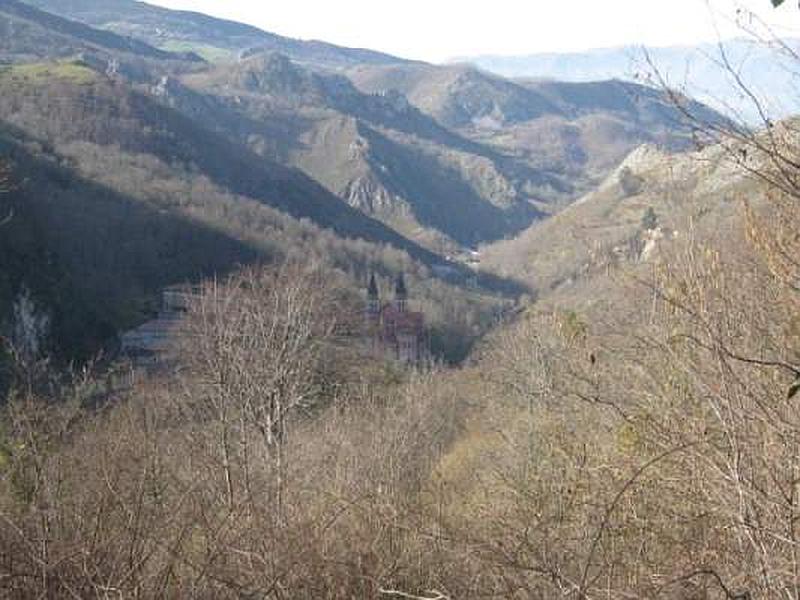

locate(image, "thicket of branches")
(441, 13), (800, 596)
(3, 133), (796, 596)
(0, 260), (468, 597)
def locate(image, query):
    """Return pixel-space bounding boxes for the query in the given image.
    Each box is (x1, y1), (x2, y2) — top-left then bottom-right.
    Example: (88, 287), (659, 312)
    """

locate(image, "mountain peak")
(236, 52), (304, 93)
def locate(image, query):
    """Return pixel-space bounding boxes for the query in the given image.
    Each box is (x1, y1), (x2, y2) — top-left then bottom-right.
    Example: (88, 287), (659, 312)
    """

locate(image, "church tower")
(367, 273), (380, 319)
(395, 272), (407, 313)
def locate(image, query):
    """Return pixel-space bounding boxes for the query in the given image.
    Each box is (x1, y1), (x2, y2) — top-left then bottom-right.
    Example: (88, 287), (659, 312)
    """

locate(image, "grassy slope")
(21, 0), (412, 70)
(0, 60), (99, 84)
(156, 40), (234, 63)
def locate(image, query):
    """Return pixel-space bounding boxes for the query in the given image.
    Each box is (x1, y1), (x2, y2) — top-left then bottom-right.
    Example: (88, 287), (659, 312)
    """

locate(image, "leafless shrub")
(0, 258), (476, 597)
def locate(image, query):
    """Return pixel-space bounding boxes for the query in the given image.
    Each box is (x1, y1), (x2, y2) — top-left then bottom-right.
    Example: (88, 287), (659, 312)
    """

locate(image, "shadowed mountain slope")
(175, 53), (547, 249)
(0, 66), (441, 262)
(0, 71), (518, 370)
(348, 62), (725, 208)
(0, 130), (259, 360)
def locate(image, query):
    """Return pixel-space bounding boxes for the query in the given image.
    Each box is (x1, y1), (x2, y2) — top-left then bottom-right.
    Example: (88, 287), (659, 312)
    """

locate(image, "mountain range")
(0, 0), (731, 364)
(18, 0), (412, 68)
(456, 38), (800, 124)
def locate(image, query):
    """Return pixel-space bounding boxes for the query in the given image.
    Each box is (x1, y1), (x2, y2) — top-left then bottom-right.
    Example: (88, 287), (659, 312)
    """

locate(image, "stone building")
(120, 284), (200, 366)
(364, 273), (428, 365)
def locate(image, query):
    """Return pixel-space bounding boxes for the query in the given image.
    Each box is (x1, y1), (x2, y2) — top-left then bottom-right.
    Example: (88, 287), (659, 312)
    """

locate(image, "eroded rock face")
(345, 175), (402, 214)
(369, 89), (412, 116)
(8, 286), (50, 366)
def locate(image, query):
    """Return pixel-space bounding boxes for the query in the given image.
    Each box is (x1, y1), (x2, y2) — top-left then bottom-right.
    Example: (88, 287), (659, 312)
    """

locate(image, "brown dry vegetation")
(0, 262), (468, 598)
(453, 120), (800, 596)
(2, 44), (800, 600)
(1, 122), (798, 597)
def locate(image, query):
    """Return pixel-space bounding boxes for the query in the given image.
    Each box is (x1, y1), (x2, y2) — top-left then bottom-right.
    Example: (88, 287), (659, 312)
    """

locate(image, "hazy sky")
(147, 0), (800, 62)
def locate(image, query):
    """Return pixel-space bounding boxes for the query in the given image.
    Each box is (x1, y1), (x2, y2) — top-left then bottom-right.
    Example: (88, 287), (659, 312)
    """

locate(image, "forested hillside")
(0, 0), (722, 373)
(0, 113), (504, 364)
(3, 2), (797, 597)
(0, 58), (510, 377)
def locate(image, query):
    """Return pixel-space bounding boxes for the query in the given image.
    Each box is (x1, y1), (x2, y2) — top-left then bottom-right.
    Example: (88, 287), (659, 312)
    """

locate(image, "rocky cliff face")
(480, 134), (762, 300)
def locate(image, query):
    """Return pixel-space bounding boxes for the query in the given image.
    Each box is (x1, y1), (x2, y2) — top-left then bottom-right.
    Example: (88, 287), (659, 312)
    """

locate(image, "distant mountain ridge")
(454, 39), (800, 123)
(348, 62), (723, 209)
(350, 63), (563, 129)
(19, 0), (414, 69)
(0, 0), (201, 66)
(13, 0), (730, 242)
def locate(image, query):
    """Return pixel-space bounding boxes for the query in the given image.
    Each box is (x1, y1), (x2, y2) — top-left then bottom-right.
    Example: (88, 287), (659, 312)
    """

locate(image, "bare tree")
(179, 261), (344, 515)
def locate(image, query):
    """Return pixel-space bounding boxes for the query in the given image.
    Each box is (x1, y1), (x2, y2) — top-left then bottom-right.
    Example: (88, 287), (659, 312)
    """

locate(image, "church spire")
(367, 272), (380, 316)
(368, 272), (379, 300)
(395, 272), (407, 312)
